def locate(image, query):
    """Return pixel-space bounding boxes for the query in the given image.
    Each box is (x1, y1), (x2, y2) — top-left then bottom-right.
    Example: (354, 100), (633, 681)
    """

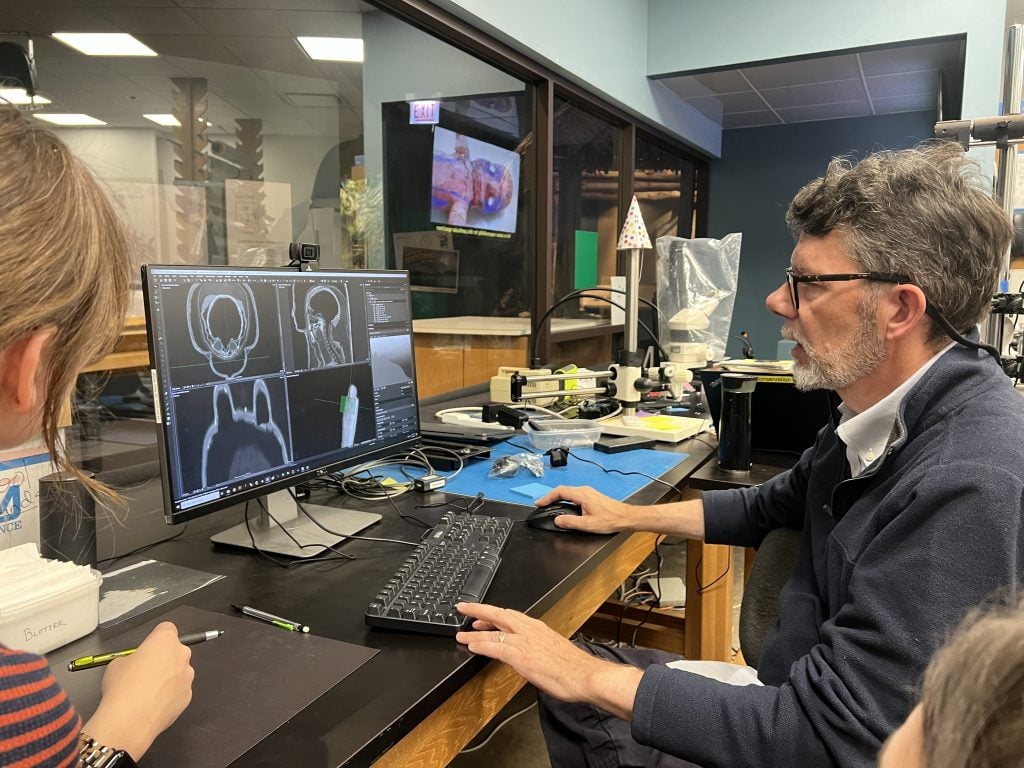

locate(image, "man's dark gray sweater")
(631, 343), (1024, 767)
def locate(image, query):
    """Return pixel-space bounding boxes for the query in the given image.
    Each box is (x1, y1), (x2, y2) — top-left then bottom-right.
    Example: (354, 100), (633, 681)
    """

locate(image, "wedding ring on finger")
(498, 631), (507, 644)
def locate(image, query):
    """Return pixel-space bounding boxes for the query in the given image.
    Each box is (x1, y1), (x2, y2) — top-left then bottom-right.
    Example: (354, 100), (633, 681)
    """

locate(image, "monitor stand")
(210, 490), (382, 559)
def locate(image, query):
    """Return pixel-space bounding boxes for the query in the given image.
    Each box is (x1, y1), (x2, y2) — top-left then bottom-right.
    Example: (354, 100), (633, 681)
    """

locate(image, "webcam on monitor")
(289, 242), (320, 271)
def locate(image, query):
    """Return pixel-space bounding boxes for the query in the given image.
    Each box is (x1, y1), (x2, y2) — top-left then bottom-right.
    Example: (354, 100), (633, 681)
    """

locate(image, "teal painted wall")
(434, 0), (722, 156)
(707, 111), (937, 359)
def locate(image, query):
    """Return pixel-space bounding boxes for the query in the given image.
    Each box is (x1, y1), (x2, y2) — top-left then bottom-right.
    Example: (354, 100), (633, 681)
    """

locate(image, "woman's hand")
(84, 622), (195, 760)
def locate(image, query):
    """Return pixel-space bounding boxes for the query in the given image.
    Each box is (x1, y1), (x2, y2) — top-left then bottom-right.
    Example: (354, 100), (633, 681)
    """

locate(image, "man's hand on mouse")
(533, 486), (635, 533)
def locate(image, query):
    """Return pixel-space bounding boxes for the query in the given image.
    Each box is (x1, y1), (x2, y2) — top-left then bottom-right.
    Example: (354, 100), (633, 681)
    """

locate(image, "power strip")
(640, 576), (686, 608)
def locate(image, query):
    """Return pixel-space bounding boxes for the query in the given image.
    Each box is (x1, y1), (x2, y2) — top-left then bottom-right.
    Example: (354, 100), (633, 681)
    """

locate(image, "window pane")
(634, 133), (697, 297)
(553, 97), (621, 321)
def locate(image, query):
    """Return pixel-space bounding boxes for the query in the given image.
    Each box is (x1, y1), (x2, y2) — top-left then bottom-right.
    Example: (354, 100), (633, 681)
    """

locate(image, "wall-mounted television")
(429, 126), (520, 234)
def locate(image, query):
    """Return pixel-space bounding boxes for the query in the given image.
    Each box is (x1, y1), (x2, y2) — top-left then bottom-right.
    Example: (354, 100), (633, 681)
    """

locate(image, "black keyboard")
(365, 511), (513, 636)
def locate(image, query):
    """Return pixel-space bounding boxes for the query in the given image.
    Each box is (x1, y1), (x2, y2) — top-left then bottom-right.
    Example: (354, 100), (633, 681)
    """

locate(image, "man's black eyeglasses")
(785, 268), (910, 310)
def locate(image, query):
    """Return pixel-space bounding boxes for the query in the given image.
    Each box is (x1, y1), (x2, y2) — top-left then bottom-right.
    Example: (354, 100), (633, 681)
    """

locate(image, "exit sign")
(409, 100), (440, 125)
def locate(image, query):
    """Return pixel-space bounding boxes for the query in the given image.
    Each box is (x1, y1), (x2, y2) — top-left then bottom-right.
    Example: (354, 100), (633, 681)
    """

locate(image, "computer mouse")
(526, 501), (585, 532)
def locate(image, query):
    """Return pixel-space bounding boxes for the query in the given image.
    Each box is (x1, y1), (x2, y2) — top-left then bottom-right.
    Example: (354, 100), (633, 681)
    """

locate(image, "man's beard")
(782, 298), (887, 391)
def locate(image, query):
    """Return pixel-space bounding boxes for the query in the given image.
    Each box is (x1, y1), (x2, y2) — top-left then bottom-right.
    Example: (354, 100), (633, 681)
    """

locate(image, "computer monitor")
(142, 265), (420, 557)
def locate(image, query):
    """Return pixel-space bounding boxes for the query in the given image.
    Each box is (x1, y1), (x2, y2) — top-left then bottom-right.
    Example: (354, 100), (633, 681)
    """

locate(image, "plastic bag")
(656, 234), (742, 363)
(488, 453), (545, 478)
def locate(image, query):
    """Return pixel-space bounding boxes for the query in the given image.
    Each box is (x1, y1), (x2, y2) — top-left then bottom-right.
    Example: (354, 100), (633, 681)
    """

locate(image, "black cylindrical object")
(718, 374), (757, 471)
(38, 471), (97, 568)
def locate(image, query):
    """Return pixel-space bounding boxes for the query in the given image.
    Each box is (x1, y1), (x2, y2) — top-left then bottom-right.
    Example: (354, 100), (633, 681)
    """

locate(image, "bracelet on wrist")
(79, 732), (139, 768)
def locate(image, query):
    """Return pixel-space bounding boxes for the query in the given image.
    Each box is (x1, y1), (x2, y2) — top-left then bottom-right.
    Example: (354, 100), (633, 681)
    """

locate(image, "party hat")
(616, 195), (652, 250)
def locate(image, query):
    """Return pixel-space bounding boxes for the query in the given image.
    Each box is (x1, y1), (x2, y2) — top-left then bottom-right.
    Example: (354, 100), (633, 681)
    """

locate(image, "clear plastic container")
(0, 569), (101, 655)
(522, 419), (602, 450)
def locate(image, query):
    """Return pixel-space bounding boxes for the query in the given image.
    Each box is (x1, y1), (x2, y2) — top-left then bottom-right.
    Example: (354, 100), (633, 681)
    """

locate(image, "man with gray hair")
(456, 142), (1024, 767)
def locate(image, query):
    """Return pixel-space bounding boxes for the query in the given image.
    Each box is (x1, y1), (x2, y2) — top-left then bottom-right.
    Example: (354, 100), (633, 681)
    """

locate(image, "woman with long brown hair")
(0, 105), (193, 767)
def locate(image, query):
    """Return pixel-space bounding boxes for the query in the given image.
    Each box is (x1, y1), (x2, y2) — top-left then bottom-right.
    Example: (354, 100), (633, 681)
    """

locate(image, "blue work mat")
(439, 441), (688, 508)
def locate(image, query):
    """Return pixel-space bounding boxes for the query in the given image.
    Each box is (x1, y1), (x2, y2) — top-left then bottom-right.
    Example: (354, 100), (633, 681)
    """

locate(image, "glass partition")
(634, 133), (698, 298)
(552, 96), (621, 321)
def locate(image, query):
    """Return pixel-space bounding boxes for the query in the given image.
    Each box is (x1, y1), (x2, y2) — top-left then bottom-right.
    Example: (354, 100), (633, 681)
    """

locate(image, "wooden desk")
(55, 424), (716, 767)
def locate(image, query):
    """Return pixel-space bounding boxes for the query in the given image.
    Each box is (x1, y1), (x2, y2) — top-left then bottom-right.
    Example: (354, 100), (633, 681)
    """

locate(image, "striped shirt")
(0, 644), (81, 767)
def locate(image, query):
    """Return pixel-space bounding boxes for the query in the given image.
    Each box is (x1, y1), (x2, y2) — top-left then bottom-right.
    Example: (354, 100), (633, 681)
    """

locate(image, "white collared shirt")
(836, 342), (955, 477)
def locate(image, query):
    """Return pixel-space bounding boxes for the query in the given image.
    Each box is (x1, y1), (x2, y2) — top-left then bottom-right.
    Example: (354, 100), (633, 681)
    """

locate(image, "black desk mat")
(54, 604), (378, 767)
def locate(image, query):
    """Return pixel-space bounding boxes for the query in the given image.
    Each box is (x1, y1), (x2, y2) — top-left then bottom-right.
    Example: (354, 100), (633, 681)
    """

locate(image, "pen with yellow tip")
(231, 603), (310, 633)
(67, 630), (224, 672)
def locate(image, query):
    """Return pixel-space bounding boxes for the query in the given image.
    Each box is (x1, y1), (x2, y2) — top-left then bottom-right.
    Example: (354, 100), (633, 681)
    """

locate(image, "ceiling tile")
(78, 0), (175, 7)
(46, 72), (141, 91)
(760, 78), (867, 110)
(0, 11), (27, 28)
(265, 0), (366, 10)
(218, 89), (289, 113)
(182, 8), (291, 36)
(692, 69), (748, 94)
(218, 36), (317, 75)
(8, 7), (121, 34)
(137, 34), (238, 63)
(35, 55), (111, 76)
(866, 70), (938, 99)
(103, 56), (187, 76)
(174, 0), (273, 8)
(718, 90), (772, 113)
(859, 40), (962, 77)
(722, 110), (781, 129)
(872, 92), (937, 114)
(96, 7), (208, 35)
(168, 59), (268, 89)
(776, 100), (873, 123)
(681, 96), (723, 122)
(744, 54), (861, 89)
(279, 11), (362, 38)
(255, 69), (337, 96)
(659, 76), (717, 100)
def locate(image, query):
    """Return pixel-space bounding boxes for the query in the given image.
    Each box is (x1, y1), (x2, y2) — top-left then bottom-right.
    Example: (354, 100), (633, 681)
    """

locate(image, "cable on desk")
(414, 491), (486, 517)
(565, 450), (684, 501)
(241, 499), (358, 570)
(96, 524), (190, 568)
(291, 492), (421, 548)
(363, 475), (433, 529)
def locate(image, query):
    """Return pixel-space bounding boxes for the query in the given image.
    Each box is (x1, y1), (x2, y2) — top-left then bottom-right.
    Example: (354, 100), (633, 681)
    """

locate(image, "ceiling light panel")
(297, 37), (363, 62)
(0, 90), (52, 105)
(52, 33), (158, 57)
(144, 113), (180, 126)
(34, 113), (107, 126)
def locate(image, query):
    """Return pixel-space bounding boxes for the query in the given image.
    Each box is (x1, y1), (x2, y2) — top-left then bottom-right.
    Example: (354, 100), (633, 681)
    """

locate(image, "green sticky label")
(574, 230), (598, 289)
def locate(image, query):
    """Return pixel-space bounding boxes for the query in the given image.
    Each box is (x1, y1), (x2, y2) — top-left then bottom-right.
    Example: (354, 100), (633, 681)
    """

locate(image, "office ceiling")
(0, 5), (967, 138)
(655, 38), (965, 130)
(0, 0), (376, 136)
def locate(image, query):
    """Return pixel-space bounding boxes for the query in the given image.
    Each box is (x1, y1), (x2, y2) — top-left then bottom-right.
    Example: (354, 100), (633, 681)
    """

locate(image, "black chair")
(738, 528), (802, 669)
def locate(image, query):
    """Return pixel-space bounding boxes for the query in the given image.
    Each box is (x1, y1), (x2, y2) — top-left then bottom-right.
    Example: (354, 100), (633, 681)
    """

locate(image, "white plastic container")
(522, 419), (602, 450)
(0, 569), (101, 655)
